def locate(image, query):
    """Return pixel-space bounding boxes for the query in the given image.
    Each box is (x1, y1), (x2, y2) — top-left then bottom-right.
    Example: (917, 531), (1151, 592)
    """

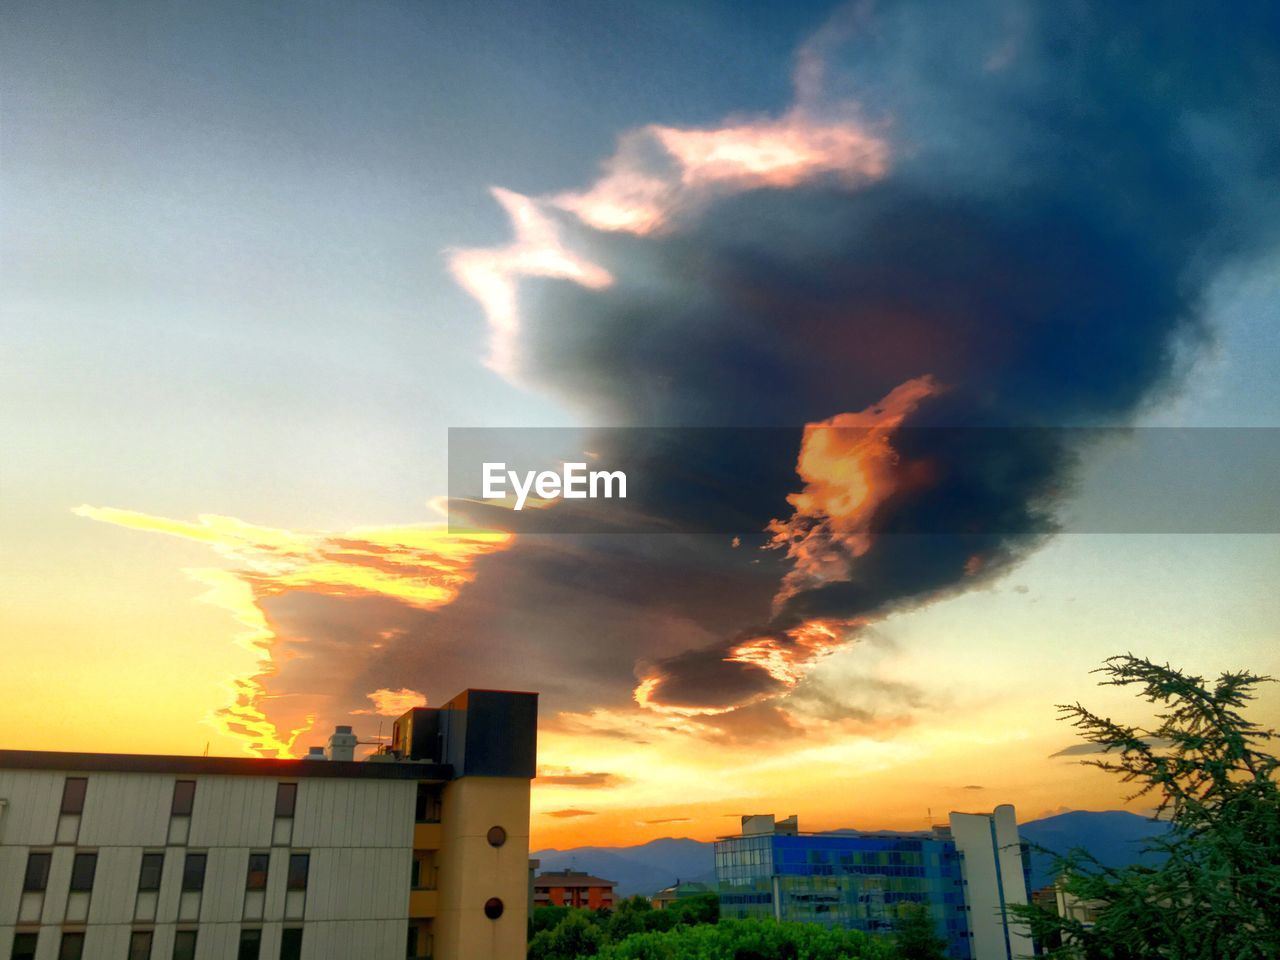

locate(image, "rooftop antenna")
(926, 807), (934, 827)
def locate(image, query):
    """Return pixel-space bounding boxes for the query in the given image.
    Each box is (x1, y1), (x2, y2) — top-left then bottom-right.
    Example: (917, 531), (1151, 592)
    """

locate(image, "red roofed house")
(533, 869), (617, 910)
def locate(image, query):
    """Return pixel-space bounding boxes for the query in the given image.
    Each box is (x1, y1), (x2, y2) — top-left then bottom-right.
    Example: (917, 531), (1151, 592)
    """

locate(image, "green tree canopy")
(892, 903), (947, 960)
(1014, 654), (1279, 959)
(597, 918), (899, 960)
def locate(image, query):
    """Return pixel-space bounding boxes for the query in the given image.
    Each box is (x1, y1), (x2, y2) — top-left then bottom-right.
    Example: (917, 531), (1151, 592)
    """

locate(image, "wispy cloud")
(1051, 738), (1175, 758)
(536, 768), (631, 788)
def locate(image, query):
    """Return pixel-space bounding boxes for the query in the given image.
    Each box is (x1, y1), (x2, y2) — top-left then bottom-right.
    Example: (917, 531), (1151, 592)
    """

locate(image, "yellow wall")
(434, 776), (531, 960)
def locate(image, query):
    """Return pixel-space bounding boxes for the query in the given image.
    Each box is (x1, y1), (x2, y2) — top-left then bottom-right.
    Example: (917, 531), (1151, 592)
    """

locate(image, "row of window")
(23, 849), (311, 895)
(56, 778), (300, 820)
(9, 926), (302, 960)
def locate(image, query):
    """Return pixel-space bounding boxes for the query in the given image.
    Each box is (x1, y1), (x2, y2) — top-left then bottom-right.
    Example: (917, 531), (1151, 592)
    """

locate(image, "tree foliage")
(892, 903), (947, 960)
(1013, 654), (1280, 959)
(527, 897), (890, 960)
(529, 894), (723, 960)
(597, 918), (899, 960)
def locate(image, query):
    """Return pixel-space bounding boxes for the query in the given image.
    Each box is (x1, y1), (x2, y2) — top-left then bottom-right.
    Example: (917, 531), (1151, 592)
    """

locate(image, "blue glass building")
(715, 811), (1032, 959)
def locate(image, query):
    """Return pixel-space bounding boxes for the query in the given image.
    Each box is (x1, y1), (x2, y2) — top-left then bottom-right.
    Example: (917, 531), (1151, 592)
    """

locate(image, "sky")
(2, 0), (1279, 849)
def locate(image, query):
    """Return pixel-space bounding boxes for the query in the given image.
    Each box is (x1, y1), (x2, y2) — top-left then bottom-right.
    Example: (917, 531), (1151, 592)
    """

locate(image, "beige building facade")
(0, 689), (536, 960)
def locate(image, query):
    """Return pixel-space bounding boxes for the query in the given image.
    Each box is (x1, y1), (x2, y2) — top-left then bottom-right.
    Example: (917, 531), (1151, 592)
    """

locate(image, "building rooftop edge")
(0, 749), (454, 781)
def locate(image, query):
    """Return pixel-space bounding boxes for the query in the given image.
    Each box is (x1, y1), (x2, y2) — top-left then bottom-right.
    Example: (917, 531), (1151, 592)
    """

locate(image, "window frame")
(69, 852), (97, 893)
(57, 931), (85, 960)
(274, 782), (298, 818)
(181, 852), (207, 893)
(10, 932), (39, 960)
(172, 929), (198, 960)
(127, 930), (154, 960)
(236, 928), (262, 960)
(59, 778), (88, 815)
(286, 852), (310, 891)
(22, 851), (52, 892)
(170, 780), (196, 817)
(245, 852), (270, 891)
(138, 852), (165, 892)
(279, 928), (303, 960)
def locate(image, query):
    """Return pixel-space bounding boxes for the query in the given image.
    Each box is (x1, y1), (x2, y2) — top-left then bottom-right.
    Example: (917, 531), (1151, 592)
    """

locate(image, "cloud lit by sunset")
(3, 0), (1278, 863)
(72, 505), (512, 756)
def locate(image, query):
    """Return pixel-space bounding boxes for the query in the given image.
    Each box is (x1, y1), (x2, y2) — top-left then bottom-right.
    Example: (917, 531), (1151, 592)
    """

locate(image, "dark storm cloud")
(500, 0), (1280, 712)
(258, 532), (783, 729)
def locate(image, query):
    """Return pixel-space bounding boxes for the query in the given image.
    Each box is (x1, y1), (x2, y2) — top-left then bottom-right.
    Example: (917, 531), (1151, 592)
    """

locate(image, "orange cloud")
(355, 688), (428, 717)
(629, 379), (941, 719)
(535, 768), (630, 788)
(73, 505), (512, 757)
(725, 618), (861, 688)
(767, 376), (940, 603)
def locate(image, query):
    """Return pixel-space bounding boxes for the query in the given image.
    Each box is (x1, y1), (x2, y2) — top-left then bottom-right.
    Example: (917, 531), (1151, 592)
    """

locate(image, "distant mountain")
(1019, 810), (1169, 889)
(532, 811), (1168, 898)
(531, 837), (716, 897)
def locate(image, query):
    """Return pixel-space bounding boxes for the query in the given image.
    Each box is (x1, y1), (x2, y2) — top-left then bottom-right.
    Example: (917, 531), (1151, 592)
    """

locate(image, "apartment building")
(0, 689), (536, 960)
(531, 870), (616, 910)
(715, 805), (1034, 960)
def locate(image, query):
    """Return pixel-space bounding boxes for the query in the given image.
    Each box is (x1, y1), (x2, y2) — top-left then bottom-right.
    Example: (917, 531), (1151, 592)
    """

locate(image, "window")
(23, 851), (51, 891)
(10, 933), (38, 960)
(484, 896), (504, 919)
(279, 929), (303, 960)
(128, 931), (153, 960)
(274, 782), (297, 818)
(414, 783), (440, 823)
(405, 924), (416, 959)
(172, 930), (197, 960)
(138, 852), (164, 891)
(171, 781), (195, 817)
(69, 853), (97, 892)
(57, 933), (84, 960)
(245, 852), (270, 890)
(60, 778), (87, 814)
(287, 853), (309, 890)
(181, 853), (206, 892)
(236, 929), (261, 960)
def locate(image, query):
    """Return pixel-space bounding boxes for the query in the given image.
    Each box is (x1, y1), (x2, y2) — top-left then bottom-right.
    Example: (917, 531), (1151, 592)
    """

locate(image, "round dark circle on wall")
(484, 897), (504, 920)
(487, 825), (507, 847)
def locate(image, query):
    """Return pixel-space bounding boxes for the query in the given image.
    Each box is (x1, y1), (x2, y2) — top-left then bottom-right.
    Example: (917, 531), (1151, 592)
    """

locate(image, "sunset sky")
(3, 1), (1279, 850)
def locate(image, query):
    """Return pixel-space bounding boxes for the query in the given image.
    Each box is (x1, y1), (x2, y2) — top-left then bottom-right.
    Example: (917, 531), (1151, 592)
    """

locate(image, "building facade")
(0, 689), (536, 960)
(649, 880), (712, 910)
(531, 871), (616, 911)
(715, 806), (1034, 960)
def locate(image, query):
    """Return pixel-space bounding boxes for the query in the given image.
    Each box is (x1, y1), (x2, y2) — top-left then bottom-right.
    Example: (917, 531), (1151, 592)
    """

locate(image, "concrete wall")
(948, 804), (1033, 960)
(433, 776), (530, 960)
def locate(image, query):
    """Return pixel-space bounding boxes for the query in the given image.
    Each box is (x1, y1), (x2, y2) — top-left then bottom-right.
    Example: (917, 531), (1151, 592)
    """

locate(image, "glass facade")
(715, 832), (972, 959)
